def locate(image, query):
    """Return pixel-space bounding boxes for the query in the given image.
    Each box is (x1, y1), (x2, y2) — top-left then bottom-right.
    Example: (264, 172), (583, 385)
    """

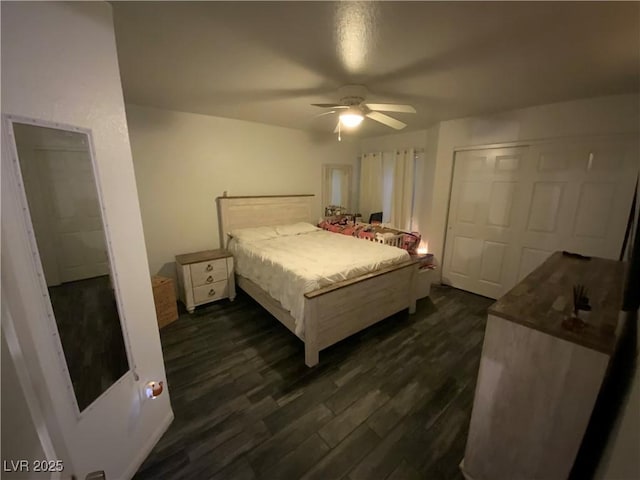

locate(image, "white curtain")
(390, 148), (415, 231)
(382, 153), (395, 223)
(359, 152), (384, 222)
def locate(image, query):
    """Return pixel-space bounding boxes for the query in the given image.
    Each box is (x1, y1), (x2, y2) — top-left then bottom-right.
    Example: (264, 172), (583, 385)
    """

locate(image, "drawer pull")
(206, 275), (213, 283)
(208, 289), (216, 296)
(205, 264), (213, 271)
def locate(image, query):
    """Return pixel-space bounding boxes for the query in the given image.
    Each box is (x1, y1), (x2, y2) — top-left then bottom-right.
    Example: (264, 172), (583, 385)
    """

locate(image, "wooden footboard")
(303, 259), (419, 366)
(235, 259), (418, 367)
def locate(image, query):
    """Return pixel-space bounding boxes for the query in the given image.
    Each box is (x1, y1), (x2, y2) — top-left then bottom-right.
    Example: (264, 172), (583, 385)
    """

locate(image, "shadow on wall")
(156, 262), (179, 294)
(307, 129), (343, 145)
(571, 309), (638, 479)
(124, 103), (180, 133)
(576, 209), (640, 478)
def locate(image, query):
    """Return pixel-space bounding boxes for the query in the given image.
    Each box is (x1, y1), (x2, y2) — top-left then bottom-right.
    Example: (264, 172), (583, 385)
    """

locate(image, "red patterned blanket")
(318, 218), (421, 254)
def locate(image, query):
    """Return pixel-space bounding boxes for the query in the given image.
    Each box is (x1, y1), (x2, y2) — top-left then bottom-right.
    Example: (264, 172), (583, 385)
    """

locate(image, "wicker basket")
(151, 275), (178, 328)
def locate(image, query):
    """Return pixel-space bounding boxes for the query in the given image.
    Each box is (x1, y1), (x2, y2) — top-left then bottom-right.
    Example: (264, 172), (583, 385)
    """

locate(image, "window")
(359, 149), (421, 230)
(322, 164), (352, 213)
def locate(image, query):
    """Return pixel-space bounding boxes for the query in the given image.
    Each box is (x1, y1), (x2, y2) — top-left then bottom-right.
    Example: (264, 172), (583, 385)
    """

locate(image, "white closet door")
(443, 147), (529, 298)
(443, 137), (638, 299)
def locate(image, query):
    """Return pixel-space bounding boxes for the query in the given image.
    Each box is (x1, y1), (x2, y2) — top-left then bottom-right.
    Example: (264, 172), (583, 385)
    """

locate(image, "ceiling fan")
(312, 85), (416, 134)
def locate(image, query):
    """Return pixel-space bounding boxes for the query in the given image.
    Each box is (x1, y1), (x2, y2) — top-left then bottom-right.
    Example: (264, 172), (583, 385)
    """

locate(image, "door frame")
(441, 133), (639, 292)
(1, 298), (62, 479)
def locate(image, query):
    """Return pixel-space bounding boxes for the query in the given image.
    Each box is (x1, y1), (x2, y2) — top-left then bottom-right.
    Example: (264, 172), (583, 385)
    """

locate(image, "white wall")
(1, 2), (171, 478)
(126, 104), (360, 279)
(427, 94), (640, 273)
(361, 130), (429, 154)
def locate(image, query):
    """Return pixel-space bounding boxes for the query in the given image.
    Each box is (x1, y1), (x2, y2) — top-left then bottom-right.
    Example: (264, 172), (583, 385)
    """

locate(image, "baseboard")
(123, 409), (174, 479)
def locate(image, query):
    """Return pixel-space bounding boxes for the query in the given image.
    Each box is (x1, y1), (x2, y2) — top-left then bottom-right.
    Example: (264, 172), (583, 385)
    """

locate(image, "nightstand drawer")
(193, 280), (228, 304)
(190, 259), (227, 286)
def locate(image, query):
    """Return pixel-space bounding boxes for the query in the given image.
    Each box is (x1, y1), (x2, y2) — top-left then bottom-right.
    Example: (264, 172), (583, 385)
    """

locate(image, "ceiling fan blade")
(364, 103), (416, 113)
(311, 103), (348, 109)
(315, 110), (337, 118)
(333, 122), (340, 134)
(366, 111), (407, 130)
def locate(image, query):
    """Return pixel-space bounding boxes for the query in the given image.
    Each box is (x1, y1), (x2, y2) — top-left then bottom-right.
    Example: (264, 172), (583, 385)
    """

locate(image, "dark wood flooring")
(134, 285), (493, 480)
(48, 275), (129, 411)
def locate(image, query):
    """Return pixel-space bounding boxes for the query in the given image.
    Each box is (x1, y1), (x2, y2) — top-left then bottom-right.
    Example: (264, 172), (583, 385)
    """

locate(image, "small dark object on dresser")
(562, 251), (591, 260)
(572, 284), (590, 316)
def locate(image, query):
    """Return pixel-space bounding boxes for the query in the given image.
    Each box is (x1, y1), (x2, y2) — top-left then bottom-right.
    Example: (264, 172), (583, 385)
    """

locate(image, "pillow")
(274, 222), (320, 237)
(228, 226), (279, 243)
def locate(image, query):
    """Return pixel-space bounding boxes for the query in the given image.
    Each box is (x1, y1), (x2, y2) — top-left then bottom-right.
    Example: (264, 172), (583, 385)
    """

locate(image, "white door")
(3, 2), (172, 479)
(39, 149), (110, 283)
(443, 147), (529, 298)
(443, 137), (638, 298)
(23, 148), (110, 285)
(2, 118), (173, 480)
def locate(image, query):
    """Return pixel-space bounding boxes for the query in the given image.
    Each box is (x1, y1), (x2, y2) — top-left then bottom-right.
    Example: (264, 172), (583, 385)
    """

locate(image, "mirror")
(322, 164), (353, 214)
(11, 121), (130, 412)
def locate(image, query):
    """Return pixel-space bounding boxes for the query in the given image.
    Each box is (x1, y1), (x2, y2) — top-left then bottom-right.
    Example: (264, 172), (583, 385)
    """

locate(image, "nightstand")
(175, 249), (236, 313)
(416, 267), (437, 299)
(411, 253), (436, 300)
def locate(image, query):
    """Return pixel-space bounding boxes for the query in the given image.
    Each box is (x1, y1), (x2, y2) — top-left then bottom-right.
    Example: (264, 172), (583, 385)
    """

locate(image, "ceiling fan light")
(339, 110), (364, 128)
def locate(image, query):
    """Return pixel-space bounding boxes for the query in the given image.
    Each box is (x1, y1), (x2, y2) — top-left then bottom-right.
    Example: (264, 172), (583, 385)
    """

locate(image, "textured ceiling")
(111, 1), (640, 137)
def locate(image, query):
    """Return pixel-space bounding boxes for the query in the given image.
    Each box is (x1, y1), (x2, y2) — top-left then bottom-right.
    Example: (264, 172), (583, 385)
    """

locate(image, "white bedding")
(228, 230), (410, 337)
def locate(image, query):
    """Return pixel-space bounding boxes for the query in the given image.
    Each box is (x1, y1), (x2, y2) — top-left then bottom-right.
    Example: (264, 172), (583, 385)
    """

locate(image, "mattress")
(228, 229), (410, 337)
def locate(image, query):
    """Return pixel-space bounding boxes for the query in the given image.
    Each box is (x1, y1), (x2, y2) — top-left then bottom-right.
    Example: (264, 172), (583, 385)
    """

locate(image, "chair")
(368, 212), (383, 223)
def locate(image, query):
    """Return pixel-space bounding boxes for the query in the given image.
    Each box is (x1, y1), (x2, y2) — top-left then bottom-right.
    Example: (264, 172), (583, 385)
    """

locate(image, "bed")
(217, 194), (419, 367)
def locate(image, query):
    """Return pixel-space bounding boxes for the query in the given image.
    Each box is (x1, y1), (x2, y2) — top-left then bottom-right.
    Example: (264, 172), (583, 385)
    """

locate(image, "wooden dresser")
(175, 249), (236, 313)
(462, 252), (626, 480)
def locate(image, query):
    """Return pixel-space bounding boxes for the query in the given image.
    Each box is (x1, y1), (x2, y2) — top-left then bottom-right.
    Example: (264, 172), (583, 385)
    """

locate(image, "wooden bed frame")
(217, 194), (419, 367)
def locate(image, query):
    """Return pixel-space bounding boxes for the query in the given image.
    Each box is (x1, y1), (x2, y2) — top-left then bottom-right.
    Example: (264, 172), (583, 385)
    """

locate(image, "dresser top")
(175, 249), (231, 265)
(488, 251), (625, 355)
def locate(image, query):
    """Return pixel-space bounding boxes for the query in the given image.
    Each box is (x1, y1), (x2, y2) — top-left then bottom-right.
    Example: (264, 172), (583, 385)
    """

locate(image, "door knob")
(144, 381), (164, 399)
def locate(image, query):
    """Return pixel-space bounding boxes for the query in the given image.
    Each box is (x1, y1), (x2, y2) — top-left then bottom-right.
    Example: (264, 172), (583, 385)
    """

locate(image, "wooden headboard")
(216, 194), (315, 247)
